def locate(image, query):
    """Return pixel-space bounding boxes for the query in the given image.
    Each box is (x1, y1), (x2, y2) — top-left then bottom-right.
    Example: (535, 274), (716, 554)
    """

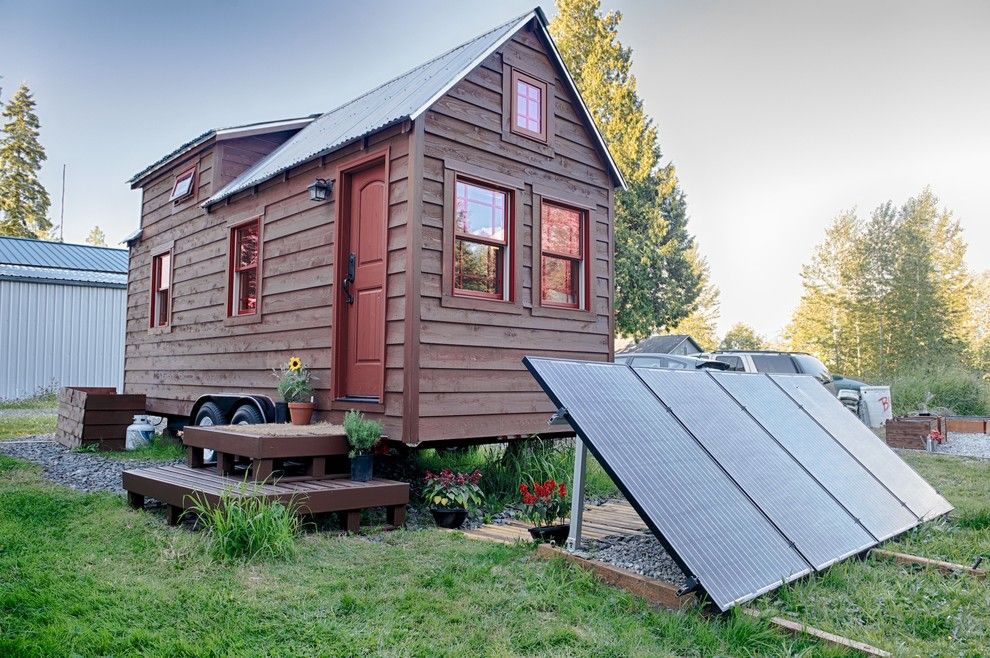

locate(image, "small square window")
(170, 166), (196, 202)
(510, 69), (547, 142)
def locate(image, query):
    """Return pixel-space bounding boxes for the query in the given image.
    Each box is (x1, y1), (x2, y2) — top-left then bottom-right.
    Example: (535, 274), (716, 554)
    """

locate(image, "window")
(453, 179), (510, 299)
(751, 354), (799, 374)
(510, 70), (547, 141)
(150, 251), (171, 328)
(228, 220), (260, 316)
(540, 201), (586, 309)
(169, 166), (196, 202)
(715, 355), (745, 371)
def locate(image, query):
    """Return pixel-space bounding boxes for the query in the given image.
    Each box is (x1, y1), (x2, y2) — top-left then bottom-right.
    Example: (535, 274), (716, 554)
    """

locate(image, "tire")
(194, 401), (226, 426)
(230, 403), (265, 425)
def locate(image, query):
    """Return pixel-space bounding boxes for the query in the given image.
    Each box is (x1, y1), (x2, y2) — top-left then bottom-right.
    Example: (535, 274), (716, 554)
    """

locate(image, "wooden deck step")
(123, 464), (409, 531)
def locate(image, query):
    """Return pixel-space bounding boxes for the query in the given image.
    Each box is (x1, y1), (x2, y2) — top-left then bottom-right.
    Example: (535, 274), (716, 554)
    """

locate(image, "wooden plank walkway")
(459, 499), (649, 544)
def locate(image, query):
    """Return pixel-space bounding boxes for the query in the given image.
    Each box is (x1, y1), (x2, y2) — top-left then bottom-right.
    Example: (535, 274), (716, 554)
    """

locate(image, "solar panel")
(524, 358), (811, 611)
(770, 374), (954, 521)
(524, 357), (953, 611)
(635, 368), (876, 568)
(712, 372), (919, 541)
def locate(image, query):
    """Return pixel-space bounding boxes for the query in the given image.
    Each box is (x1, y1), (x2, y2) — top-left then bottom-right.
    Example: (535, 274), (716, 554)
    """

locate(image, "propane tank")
(126, 415), (154, 450)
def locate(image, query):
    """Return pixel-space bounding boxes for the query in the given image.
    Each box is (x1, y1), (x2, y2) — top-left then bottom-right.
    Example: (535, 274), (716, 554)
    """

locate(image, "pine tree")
(719, 323), (767, 351)
(551, 0), (701, 338)
(85, 225), (107, 246)
(0, 83), (51, 238)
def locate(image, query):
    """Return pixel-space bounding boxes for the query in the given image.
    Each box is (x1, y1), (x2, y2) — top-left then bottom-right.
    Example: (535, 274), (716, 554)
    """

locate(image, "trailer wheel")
(194, 402), (226, 426)
(230, 404), (264, 425)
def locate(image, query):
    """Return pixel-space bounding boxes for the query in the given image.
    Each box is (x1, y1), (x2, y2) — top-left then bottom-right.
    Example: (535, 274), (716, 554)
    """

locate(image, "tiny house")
(124, 7), (624, 446)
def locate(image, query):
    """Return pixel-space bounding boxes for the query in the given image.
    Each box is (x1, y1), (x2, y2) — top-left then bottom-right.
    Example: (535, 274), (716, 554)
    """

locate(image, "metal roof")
(204, 7), (624, 208)
(0, 236), (128, 275)
(128, 115), (320, 186)
(0, 263), (127, 288)
(619, 335), (702, 355)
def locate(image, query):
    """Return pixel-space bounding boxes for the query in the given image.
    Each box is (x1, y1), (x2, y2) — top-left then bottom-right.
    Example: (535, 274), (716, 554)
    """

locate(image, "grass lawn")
(0, 455), (844, 657)
(0, 414), (56, 441)
(0, 392), (57, 411)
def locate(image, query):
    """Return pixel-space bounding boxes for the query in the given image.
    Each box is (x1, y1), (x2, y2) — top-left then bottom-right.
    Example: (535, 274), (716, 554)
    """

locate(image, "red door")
(337, 162), (387, 400)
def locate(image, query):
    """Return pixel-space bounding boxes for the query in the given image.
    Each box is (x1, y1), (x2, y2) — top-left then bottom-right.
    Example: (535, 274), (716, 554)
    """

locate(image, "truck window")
(751, 354), (799, 373)
(792, 353), (832, 384)
(715, 355), (745, 371)
(634, 356), (683, 369)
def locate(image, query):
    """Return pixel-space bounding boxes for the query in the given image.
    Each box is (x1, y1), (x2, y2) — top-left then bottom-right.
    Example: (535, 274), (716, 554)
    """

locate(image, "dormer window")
(169, 166), (197, 202)
(510, 69), (547, 142)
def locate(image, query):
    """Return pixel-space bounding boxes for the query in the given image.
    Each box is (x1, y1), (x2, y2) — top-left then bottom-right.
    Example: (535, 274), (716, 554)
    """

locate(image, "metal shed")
(0, 236), (128, 400)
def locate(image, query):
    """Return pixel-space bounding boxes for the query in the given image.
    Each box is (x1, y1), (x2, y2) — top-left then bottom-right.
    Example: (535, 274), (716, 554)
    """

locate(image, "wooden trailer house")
(124, 7), (624, 446)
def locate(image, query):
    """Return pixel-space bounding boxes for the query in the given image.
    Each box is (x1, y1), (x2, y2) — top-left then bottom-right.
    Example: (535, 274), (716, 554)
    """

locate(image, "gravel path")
(0, 437), (180, 494)
(577, 533), (687, 586)
(933, 432), (990, 459)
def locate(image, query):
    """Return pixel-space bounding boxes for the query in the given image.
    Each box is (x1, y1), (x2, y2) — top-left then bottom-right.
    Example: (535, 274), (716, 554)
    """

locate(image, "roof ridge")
(0, 235), (126, 252)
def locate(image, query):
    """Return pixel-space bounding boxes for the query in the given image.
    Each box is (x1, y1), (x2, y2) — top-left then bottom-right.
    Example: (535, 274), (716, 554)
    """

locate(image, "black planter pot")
(350, 453), (373, 482)
(274, 402), (289, 424)
(431, 507), (469, 529)
(527, 523), (570, 544)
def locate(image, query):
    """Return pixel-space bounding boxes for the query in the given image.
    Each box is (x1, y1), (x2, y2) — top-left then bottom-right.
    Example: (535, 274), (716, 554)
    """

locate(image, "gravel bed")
(577, 533), (687, 586)
(935, 432), (990, 459)
(0, 437), (180, 494)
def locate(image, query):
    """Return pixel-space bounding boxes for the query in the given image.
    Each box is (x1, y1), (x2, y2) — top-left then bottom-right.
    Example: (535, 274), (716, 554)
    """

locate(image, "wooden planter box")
(56, 387), (146, 450)
(944, 417), (990, 434)
(884, 415), (946, 450)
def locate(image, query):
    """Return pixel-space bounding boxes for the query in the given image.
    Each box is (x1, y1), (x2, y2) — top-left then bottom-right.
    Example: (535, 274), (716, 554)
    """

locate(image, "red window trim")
(509, 69), (548, 143)
(148, 245), (174, 331)
(169, 165), (197, 202)
(452, 175), (514, 302)
(539, 200), (590, 311)
(226, 217), (262, 318)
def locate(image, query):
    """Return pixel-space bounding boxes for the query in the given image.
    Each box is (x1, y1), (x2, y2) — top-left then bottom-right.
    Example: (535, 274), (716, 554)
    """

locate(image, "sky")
(2, 0), (988, 338)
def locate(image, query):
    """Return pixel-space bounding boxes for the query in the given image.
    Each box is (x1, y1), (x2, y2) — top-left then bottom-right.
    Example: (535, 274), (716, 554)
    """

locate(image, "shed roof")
(0, 237), (128, 287)
(618, 334), (702, 355)
(203, 7), (624, 208)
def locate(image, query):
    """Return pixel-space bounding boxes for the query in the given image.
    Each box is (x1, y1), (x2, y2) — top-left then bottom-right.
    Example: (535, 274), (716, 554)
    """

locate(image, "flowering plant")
(518, 479), (568, 527)
(273, 356), (315, 402)
(423, 469), (484, 510)
(929, 429), (944, 444)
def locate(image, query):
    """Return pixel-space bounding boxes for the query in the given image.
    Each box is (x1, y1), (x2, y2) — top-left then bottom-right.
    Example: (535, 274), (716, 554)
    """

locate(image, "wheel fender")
(189, 394), (275, 424)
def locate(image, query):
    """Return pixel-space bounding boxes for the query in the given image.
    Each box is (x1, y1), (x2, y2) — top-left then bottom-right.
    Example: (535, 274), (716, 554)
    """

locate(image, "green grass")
(752, 451), (990, 656)
(0, 456), (842, 657)
(99, 436), (185, 461)
(0, 414), (56, 440)
(188, 484), (303, 562)
(0, 392), (57, 410)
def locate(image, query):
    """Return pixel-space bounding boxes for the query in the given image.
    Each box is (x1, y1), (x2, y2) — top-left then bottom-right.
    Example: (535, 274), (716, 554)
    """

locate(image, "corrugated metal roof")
(204, 7), (622, 208)
(0, 237), (128, 274)
(0, 263), (127, 287)
(619, 335), (701, 355)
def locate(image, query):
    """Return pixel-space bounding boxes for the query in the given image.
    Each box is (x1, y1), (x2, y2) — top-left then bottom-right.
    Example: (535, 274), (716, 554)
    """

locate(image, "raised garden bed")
(884, 415), (946, 450)
(56, 387), (146, 451)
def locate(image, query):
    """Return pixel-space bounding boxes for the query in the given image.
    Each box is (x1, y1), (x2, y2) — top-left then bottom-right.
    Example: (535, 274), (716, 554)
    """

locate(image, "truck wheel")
(194, 402), (226, 426)
(230, 404), (265, 425)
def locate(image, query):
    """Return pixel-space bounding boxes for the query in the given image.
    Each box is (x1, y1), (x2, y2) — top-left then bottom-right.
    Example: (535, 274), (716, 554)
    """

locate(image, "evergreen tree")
(719, 323), (767, 351)
(85, 225), (107, 246)
(962, 270), (990, 372)
(668, 247), (720, 351)
(551, 0), (701, 338)
(0, 83), (51, 238)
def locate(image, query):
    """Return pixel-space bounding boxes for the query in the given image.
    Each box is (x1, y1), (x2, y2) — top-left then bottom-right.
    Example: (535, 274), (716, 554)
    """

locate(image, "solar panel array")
(523, 357), (953, 611)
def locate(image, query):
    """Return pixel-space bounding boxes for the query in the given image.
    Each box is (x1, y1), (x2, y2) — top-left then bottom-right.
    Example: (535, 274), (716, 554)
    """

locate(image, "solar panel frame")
(524, 357), (813, 611)
(770, 374), (954, 521)
(634, 368), (877, 569)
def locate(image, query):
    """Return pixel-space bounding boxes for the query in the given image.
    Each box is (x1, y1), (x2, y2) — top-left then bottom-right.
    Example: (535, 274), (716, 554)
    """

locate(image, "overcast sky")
(2, 0), (988, 337)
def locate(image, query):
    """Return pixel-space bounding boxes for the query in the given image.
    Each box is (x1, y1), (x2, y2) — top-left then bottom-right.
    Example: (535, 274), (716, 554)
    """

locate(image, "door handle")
(342, 253), (356, 305)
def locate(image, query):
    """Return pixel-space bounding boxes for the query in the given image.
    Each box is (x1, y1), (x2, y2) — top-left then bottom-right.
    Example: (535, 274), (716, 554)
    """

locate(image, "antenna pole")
(59, 164), (66, 242)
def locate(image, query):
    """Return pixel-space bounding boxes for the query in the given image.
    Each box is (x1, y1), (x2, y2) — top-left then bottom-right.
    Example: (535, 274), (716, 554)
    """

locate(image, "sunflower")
(288, 356), (302, 371)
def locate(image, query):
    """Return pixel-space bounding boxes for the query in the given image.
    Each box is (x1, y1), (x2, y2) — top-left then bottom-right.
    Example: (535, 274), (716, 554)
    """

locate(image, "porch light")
(308, 178), (333, 202)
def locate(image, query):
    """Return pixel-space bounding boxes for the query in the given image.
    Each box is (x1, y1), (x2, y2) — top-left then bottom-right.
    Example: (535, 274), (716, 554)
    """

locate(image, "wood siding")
(124, 128), (412, 439)
(413, 25), (613, 442)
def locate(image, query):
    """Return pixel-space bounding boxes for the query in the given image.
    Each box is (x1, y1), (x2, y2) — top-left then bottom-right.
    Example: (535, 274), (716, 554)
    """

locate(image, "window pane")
(541, 255), (578, 306)
(542, 204), (582, 257)
(238, 269), (257, 314)
(236, 223), (259, 269)
(455, 239), (503, 296)
(156, 290), (169, 326)
(715, 355), (744, 371)
(171, 173), (193, 199)
(455, 181), (506, 241)
(751, 354), (799, 373)
(157, 253), (170, 290)
(515, 79), (542, 133)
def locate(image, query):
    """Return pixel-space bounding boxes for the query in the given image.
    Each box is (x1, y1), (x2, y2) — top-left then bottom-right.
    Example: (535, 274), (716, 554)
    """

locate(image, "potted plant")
(274, 357), (316, 425)
(519, 478), (569, 544)
(343, 410), (382, 482)
(423, 468), (483, 529)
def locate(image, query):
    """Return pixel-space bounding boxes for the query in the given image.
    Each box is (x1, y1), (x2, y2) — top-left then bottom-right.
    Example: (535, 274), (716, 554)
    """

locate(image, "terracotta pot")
(288, 402), (315, 425)
(527, 523), (570, 545)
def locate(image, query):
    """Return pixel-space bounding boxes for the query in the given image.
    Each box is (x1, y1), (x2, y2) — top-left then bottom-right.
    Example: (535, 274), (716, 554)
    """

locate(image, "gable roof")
(203, 7), (624, 209)
(128, 115), (320, 187)
(619, 334), (703, 355)
(0, 236), (128, 287)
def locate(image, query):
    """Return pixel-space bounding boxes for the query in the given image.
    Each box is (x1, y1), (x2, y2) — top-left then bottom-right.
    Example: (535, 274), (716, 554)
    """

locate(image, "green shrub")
(888, 363), (990, 416)
(187, 485), (301, 562)
(343, 410), (382, 456)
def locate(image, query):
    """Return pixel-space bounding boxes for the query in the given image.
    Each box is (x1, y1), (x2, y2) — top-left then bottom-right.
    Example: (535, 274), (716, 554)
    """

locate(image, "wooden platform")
(459, 499), (649, 544)
(123, 464), (408, 531)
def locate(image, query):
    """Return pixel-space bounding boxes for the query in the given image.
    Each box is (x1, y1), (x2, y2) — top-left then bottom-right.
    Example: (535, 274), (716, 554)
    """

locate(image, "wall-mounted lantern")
(307, 178), (333, 202)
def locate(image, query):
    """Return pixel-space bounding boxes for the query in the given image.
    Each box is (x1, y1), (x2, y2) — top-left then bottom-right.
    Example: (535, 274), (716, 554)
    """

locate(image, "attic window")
(510, 69), (547, 142)
(169, 166), (197, 202)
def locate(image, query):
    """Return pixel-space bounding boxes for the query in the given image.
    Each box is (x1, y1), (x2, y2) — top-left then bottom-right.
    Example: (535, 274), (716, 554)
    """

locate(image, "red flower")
(559, 483), (567, 497)
(522, 493), (537, 505)
(519, 483), (528, 494)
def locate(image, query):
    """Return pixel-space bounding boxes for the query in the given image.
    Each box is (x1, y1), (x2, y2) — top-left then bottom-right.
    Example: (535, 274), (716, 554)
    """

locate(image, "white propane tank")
(126, 415), (154, 450)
